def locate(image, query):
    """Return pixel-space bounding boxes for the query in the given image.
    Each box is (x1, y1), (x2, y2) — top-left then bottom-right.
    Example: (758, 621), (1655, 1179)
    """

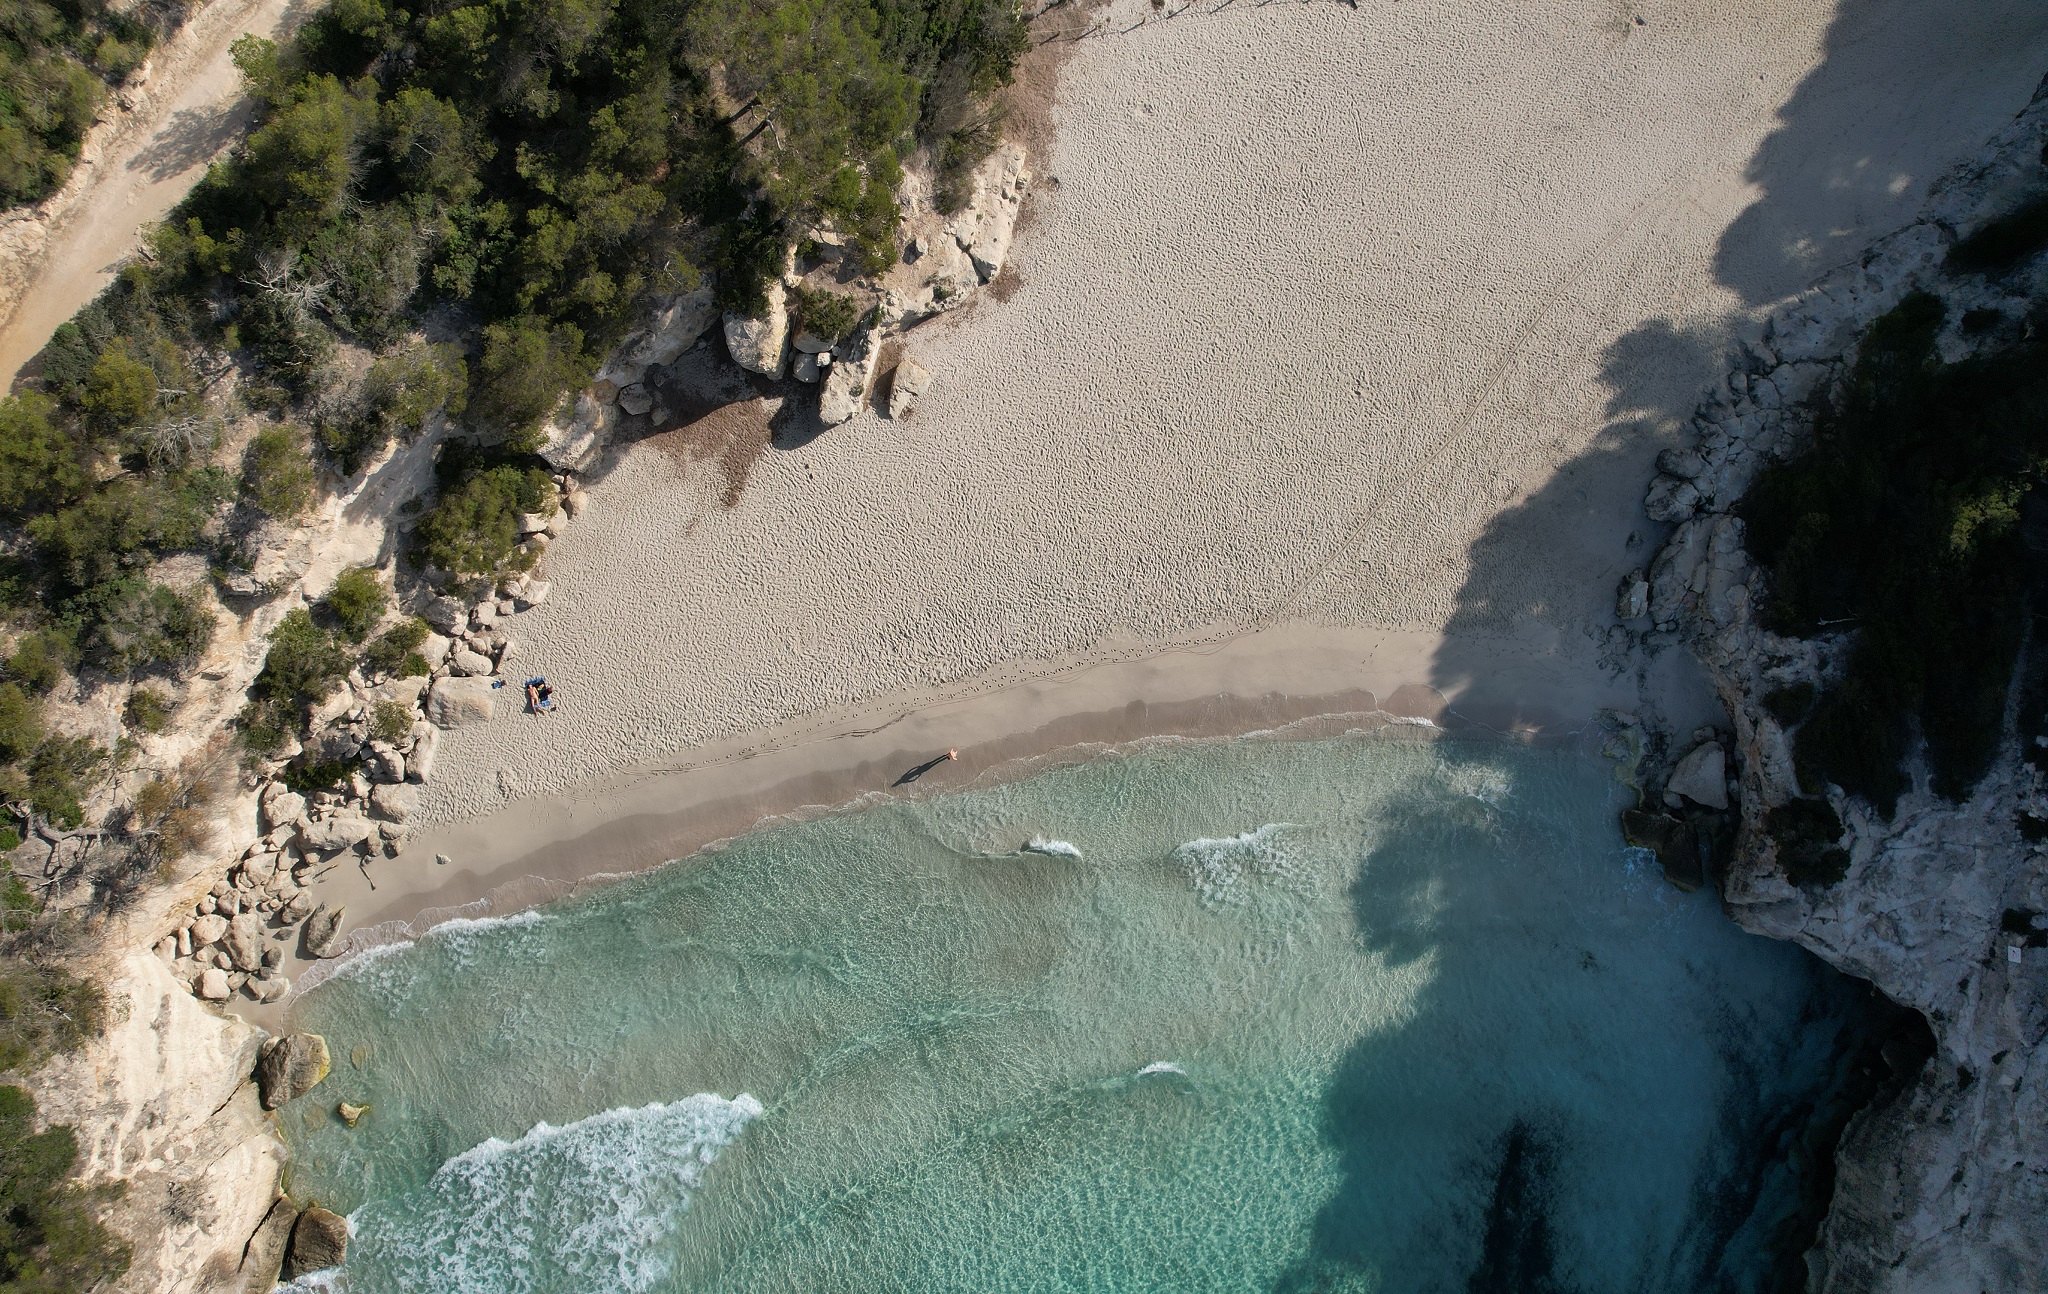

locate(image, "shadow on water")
(1285, 1), (2048, 1290)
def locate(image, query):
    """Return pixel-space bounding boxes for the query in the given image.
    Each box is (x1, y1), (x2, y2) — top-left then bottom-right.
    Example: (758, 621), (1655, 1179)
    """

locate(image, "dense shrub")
(1767, 798), (1850, 888)
(468, 319), (591, 448)
(321, 566), (388, 641)
(416, 464), (554, 578)
(2, 629), (72, 695)
(317, 344), (466, 472)
(1945, 196), (2048, 276)
(790, 284), (864, 343)
(370, 699), (413, 743)
(0, 1085), (130, 1290)
(1743, 292), (2048, 815)
(72, 580), (215, 673)
(122, 686), (173, 733)
(361, 616), (429, 675)
(241, 424), (316, 518)
(0, 0), (164, 209)
(0, 684), (39, 764)
(18, 735), (104, 828)
(239, 608), (348, 752)
(0, 395), (93, 520)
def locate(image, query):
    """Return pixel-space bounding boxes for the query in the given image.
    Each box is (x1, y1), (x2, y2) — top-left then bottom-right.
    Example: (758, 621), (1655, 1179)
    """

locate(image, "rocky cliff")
(1633, 78), (2048, 1293)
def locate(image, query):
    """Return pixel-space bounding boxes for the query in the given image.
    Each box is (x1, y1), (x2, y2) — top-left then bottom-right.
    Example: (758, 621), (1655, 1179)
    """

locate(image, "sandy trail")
(0, 0), (305, 388)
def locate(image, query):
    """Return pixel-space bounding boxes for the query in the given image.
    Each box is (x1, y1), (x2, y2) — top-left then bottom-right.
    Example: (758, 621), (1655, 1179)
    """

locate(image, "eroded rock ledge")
(1627, 78), (2048, 1293)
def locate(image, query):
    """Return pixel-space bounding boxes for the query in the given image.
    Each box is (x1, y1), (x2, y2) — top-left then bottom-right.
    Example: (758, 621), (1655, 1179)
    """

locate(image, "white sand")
(418, 0), (2048, 832)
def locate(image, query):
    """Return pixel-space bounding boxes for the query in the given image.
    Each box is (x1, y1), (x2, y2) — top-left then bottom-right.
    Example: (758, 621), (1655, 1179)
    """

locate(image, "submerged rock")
(337, 1101), (370, 1128)
(257, 1033), (332, 1110)
(1621, 809), (1703, 892)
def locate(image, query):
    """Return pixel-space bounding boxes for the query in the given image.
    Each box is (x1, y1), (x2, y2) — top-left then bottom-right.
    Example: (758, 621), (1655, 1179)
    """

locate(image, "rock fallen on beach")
(258, 1033), (332, 1110)
(226, 913), (264, 971)
(195, 967), (230, 1000)
(888, 358), (933, 419)
(1666, 741), (1729, 811)
(427, 676), (497, 729)
(303, 904), (348, 959)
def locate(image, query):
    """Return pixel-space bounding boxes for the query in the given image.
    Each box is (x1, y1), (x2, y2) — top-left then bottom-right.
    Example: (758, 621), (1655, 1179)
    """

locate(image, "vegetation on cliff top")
(1744, 292), (2048, 816)
(0, 0), (175, 209)
(0, 1083), (129, 1292)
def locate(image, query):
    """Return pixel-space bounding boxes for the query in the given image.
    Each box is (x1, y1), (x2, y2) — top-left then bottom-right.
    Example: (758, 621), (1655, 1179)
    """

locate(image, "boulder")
(190, 913), (229, 945)
(724, 282), (790, 377)
(515, 512), (553, 537)
(1644, 474), (1701, 522)
(792, 330), (833, 354)
(419, 631), (453, 667)
(450, 647), (495, 678)
(1616, 570), (1650, 621)
(240, 1197), (299, 1291)
(368, 783), (418, 824)
(792, 351), (822, 384)
(1656, 447), (1707, 479)
(260, 786), (306, 833)
(515, 580), (551, 611)
(365, 743), (405, 784)
(537, 393), (614, 474)
(887, 359), (933, 419)
(257, 975), (290, 1004)
(285, 1205), (349, 1278)
(950, 142), (1030, 281)
(819, 335), (879, 426)
(1621, 810), (1703, 892)
(1666, 741), (1729, 810)
(427, 676), (497, 729)
(407, 727), (440, 784)
(618, 383), (655, 416)
(225, 914), (264, 971)
(421, 596), (467, 634)
(624, 287), (719, 369)
(562, 489), (588, 519)
(337, 1101), (369, 1128)
(196, 967), (231, 1000)
(298, 813), (376, 855)
(281, 891), (314, 923)
(303, 904), (347, 958)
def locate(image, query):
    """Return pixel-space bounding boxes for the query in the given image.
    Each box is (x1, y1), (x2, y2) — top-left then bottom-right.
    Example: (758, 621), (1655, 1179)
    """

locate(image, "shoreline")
(256, 619), (1718, 1023)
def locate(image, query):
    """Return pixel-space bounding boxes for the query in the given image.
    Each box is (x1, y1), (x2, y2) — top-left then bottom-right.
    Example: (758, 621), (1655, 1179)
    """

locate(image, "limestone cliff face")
(1638, 80), (2048, 1293)
(24, 951), (288, 1293)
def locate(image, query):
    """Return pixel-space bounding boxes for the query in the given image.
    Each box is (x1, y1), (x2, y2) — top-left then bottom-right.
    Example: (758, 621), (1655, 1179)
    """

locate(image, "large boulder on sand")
(723, 282), (790, 378)
(297, 813), (377, 855)
(819, 335), (878, 426)
(195, 966), (231, 1000)
(225, 913), (264, 971)
(427, 676), (497, 729)
(303, 903), (347, 958)
(285, 1205), (349, 1278)
(624, 287), (719, 369)
(1666, 741), (1729, 810)
(257, 1032), (331, 1109)
(368, 782), (418, 823)
(887, 359), (933, 419)
(189, 913), (229, 945)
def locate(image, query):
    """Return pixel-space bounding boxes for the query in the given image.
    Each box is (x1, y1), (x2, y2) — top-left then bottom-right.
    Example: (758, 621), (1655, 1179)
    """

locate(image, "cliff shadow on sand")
(1285, 2), (2048, 1290)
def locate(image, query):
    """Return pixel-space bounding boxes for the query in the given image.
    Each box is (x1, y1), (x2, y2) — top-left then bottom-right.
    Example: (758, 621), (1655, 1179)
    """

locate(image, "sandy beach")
(254, 0), (2048, 1008)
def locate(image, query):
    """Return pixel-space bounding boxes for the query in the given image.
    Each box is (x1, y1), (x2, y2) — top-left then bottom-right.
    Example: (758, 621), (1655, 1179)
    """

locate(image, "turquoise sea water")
(278, 734), (1886, 1293)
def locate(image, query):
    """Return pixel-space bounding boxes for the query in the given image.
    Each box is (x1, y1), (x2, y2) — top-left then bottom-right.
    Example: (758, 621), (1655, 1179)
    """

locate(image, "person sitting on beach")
(526, 678), (556, 715)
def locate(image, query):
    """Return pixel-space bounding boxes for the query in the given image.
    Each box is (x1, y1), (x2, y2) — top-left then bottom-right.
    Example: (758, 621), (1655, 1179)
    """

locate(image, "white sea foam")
(332, 1093), (762, 1294)
(1137, 1061), (1185, 1076)
(1171, 824), (1297, 906)
(1023, 836), (1084, 859)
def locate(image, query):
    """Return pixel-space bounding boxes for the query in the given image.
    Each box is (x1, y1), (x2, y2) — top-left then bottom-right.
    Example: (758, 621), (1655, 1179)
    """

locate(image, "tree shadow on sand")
(1279, 1), (2048, 1290)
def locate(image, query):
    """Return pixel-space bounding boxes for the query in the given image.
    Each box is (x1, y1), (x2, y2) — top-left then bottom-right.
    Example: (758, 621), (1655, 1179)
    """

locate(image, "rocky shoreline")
(1620, 78), (2048, 1291)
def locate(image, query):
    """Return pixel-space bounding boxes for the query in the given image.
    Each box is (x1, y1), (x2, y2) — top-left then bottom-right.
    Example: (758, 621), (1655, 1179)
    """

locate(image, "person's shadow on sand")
(893, 750), (958, 786)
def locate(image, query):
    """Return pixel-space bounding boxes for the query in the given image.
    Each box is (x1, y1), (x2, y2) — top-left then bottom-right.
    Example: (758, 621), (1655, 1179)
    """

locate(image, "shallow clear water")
(279, 735), (1881, 1293)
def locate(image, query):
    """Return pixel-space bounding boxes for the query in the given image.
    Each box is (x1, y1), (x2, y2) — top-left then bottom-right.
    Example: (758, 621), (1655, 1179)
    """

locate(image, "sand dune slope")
(421, 0), (2048, 822)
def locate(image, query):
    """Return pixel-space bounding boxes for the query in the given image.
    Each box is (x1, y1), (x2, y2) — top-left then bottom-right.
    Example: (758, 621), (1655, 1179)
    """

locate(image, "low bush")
(0, 1085), (130, 1290)
(1944, 196), (2048, 276)
(127, 774), (212, 866)
(239, 608), (348, 753)
(790, 285), (864, 343)
(361, 617), (429, 676)
(1767, 798), (1850, 888)
(3, 629), (74, 695)
(370, 700), (414, 743)
(241, 424), (316, 518)
(20, 736), (106, 829)
(322, 567), (388, 642)
(0, 685), (41, 764)
(123, 687), (173, 734)
(316, 344), (467, 472)
(73, 580), (215, 674)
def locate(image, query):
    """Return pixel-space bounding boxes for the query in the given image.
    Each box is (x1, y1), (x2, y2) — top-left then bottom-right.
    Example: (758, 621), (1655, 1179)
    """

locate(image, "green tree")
(0, 1085), (130, 1291)
(322, 566), (388, 641)
(242, 424), (316, 518)
(468, 317), (589, 446)
(79, 345), (157, 432)
(0, 394), (92, 520)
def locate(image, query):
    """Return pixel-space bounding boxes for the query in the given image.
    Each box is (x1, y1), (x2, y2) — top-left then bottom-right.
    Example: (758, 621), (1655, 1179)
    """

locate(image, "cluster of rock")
(539, 143), (1028, 470)
(1621, 80), (2048, 1293)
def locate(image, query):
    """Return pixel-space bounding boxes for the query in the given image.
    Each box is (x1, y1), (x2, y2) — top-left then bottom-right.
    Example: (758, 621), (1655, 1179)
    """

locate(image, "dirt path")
(0, 0), (306, 390)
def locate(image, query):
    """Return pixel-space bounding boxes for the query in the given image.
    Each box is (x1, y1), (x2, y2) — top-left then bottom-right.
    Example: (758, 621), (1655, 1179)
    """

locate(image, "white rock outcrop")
(1636, 79), (2048, 1292)
(24, 952), (286, 1294)
(723, 281), (790, 378)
